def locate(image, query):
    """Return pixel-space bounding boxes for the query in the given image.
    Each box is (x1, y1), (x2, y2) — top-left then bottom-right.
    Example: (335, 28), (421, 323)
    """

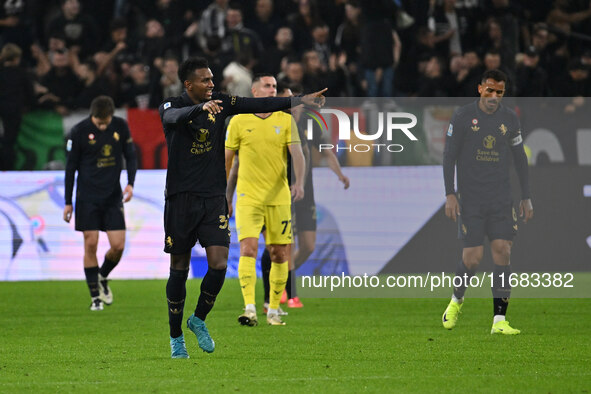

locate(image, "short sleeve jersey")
(225, 111), (300, 205)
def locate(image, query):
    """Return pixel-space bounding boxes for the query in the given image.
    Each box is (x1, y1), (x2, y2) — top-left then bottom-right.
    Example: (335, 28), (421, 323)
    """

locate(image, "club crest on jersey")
(274, 126), (281, 134)
(499, 124), (507, 135)
(471, 118), (479, 132)
(113, 131), (120, 141)
(163, 102), (171, 110)
(208, 113), (216, 123)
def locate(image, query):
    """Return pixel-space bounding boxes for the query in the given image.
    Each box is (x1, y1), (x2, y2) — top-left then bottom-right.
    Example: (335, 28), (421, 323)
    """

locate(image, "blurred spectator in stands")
(137, 19), (167, 69)
(483, 48), (514, 95)
(288, 0), (321, 53)
(358, 0), (401, 97)
(480, 17), (516, 73)
(546, 0), (591, 31)
(335, 0), (362, 95)
(486, 0), (526, 56)
(95, 18), (135, 98)
(97, 18), (135, 74)
(257, 26), (295, 75)
(153, 0), (186, 46)
(279, 56), (304, 86)
(552, 58), (591, 96)
(454, 49), (483, 96)
(302, 49), (345, 96)
(531, 23), (552, 70)
(516, 46), (550, 97)
(198, 0), (229, 50)
(221, 3), (264, 67)
(0, 43), (35, 170)
(428, 0), (469, 57)
(246, 0), (282, 50)
(335, 0), (361, 67)
(155, 55), (182, 103)
(311, 22), (332, 69)
(397, 26), (436, 94)
(120, 60), (158, 109)
(72, 58), (109, 109)
(46, 0), (99, 59)
(0, 0), (33, 65)
(39, 47), (82, 114)
(222, 50), (254, 96)
(198, 35), (226, 89)
(417, 56), (451, 96)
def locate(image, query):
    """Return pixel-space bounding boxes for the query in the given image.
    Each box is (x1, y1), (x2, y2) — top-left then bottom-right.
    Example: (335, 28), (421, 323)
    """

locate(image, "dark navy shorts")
(164, 193), (230, 254)
(75, 200), (126, 232)
(457, 199), (517, 248)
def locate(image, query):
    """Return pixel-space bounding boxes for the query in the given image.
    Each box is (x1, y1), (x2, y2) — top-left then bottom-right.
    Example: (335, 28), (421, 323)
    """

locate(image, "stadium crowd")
(2, 0), (591, 109)
(1, 0), (591, 168)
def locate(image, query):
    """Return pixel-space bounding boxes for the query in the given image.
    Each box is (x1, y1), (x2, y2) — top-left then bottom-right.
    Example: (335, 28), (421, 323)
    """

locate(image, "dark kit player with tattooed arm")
(159, 57), (326, 358)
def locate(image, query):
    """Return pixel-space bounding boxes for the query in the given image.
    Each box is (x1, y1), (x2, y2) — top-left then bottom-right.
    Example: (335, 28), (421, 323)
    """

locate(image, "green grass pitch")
(1, 279), (590, 393)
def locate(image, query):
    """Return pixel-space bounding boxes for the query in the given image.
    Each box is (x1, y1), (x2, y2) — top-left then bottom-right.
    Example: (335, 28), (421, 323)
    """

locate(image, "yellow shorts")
(235, 204), (292, 244)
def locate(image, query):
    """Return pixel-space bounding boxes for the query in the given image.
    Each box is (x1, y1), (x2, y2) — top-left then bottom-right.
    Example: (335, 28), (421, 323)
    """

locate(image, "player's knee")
(269, 246), (288, 262)
(84, 238), (98, 253)
(240, 246), (257, 258)
(110, 243), (125, 255)
(491, 242), (511, 264)
(462, 251), (483, 270)
(170, 254), (190, 270)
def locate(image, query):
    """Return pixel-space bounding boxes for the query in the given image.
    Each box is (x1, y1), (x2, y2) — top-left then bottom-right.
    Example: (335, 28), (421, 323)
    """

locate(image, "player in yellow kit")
(225, 74), (306, 326)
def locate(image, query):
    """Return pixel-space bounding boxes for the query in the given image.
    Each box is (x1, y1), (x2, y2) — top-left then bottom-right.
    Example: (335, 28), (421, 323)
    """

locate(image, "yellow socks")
(238, 256), (256, 306)
(269, 261), (288, 310)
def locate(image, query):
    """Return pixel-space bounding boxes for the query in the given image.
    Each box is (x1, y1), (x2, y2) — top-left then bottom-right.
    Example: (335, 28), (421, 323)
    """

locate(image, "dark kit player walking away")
(442, 70), (534, 335)
(159, 57), (326, 358)
(63, 96), (137, 311)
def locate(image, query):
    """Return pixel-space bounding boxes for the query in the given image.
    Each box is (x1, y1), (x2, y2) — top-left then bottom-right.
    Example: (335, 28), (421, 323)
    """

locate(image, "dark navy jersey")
(443, 101), (530, 203)
(159, 91), (300, 199)
(65, 116), (137, 204)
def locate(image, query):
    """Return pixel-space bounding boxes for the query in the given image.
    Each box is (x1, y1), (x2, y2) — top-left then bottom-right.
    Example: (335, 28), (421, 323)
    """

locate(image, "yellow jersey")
(225, 111), (300, 205)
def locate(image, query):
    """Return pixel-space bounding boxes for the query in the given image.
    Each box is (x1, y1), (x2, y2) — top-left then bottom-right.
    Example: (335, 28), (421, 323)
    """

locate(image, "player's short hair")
(252, 73), (276, 85)
(90, 96), (115, 118)
(481, 69), (507, 84)
(178, 57), (209, 83)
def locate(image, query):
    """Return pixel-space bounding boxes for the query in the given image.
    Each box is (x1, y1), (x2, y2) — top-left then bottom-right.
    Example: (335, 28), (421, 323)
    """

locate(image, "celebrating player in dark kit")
(159, 57), (326, 358)
(442, 69), (534, 335)
(64, 96), (137, 311)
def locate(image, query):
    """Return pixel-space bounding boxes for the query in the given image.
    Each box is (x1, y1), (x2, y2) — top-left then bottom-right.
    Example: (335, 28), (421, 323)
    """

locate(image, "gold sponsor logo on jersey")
(499, 124), (507, 135)
(231, 96), (237, 105)
(166, 236), (173, 248)
(113, 131), (120, 141)
(208, 113), (216, 123)
(513, 224), (518, 231)
(461, 224), (467, 235)
(101, 144), (112, 156)
(483, 135), (496, 149)
(512, 207), (517, 221)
